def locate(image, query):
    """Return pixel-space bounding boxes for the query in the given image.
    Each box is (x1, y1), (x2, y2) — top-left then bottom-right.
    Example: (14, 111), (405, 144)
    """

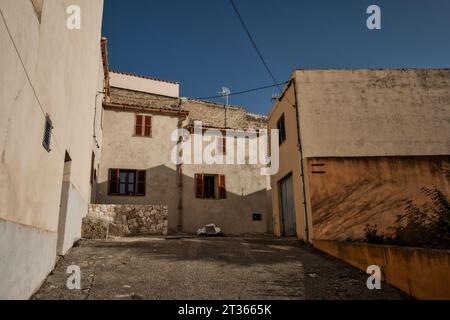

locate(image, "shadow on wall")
(312, 178), (409, 240)
(95, 165), (272, 235)
(309, 156), (450, 241)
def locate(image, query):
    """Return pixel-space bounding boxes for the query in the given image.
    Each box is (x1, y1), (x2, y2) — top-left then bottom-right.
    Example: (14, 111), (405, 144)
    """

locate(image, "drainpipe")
(177, 98), (185, 233)
(290, 78), (310, 245)
(93, 91), (104, 149)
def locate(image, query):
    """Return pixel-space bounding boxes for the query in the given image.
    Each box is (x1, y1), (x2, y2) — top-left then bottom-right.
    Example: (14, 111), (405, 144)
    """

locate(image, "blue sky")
(102, 0), (450, 114)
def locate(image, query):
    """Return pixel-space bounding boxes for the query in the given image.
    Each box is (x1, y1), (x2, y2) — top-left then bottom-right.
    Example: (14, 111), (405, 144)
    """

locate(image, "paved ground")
(33, 236), (409, 300)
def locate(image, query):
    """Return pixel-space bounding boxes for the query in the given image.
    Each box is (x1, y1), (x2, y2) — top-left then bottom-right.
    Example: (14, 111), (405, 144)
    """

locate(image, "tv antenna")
(271, 93), (279, 103)
(219, 87), (231, 128)
(219, 87), (231, 106)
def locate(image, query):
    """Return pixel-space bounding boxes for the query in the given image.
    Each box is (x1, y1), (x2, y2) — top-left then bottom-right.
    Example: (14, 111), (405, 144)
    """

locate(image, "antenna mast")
(219, 87), (231, 128)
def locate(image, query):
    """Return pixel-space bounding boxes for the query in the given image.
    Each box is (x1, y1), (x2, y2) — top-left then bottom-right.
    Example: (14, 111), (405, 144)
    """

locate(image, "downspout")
(177, 98), (184, 233)
(290, 77), (310, 245)
(93, 91), (104, 149)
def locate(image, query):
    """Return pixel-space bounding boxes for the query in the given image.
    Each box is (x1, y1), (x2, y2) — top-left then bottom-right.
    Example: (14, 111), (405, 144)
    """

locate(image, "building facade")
(0, 0), (104, 299)
(95, 71), (272, 235)
(268, 69), (450, 243)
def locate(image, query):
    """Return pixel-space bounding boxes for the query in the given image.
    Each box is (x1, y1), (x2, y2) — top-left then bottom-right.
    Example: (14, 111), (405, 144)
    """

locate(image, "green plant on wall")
(364, 186), (450, 249)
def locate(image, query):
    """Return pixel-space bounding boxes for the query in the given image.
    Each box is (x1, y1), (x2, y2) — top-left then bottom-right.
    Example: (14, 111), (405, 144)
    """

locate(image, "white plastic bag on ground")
(196, 224), (223, 236)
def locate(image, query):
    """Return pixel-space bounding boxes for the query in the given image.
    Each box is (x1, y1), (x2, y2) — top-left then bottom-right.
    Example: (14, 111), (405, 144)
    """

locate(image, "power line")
(197, 81), (288, 100)
(229, 0), (282, 93)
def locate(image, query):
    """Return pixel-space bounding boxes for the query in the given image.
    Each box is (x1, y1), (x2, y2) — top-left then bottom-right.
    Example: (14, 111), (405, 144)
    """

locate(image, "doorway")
(56, 152), (72, 255)
(279, 173), (296, 236)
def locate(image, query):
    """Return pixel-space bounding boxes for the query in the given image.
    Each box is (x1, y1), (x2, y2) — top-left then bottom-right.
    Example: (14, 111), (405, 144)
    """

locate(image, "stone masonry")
(107, 87), (267, 130)
(82, 204), (168, 239)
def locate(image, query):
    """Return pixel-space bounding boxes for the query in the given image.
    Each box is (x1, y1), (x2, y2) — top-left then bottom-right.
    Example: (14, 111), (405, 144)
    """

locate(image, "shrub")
(364, 186), (450, 249)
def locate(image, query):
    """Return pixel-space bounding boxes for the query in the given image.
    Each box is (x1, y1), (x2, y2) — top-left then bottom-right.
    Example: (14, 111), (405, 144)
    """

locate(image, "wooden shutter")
(217, 137), (226, 155)
(109, 169), (119, 195)
(195, 174), (204, 198)
(137, 170), (146, 196)
(218, 175), (226, 199)
(144, 116), (152, 137)
(135, 115), (143, 136)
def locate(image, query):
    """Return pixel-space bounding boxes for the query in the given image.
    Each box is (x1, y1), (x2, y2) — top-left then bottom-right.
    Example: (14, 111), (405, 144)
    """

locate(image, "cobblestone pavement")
(33, 236), (409, 300)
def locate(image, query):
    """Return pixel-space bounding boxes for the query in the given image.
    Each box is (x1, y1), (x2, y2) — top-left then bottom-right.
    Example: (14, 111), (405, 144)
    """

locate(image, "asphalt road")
(32, 236), (408, 300)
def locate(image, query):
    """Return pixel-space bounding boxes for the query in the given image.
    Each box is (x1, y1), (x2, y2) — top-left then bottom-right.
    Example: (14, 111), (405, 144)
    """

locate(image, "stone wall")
(107, 87), (267, 130)
(82, 204), (168, 239)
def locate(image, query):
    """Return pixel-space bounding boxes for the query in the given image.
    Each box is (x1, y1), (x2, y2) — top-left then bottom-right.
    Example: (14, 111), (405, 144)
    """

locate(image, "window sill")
(107, 194), (146, 197)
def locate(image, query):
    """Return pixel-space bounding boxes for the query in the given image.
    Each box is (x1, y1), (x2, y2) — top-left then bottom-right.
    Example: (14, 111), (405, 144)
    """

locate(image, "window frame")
(134, 114), (152, 138)
(216, 136), (226, 155)
(108, 169), (146, 197)
(42, 114), (52, 152)
(203, 175), (216, 199)
(195, 173), (226, 200)
(277, 114), (286, 145)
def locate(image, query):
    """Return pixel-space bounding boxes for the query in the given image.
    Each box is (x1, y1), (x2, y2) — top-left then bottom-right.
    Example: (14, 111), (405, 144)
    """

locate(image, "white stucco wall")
(109, 72), (179, 98)
(0, 0), (104, 299)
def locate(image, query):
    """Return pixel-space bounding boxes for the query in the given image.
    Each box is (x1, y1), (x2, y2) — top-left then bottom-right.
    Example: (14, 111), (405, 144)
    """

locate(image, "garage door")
(279, 173), (296, 236)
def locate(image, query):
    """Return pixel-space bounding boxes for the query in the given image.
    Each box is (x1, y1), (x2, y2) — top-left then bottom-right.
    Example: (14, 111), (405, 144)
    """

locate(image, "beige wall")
(295, 69), (450, 158)
(267, 83), (309, 241)
(96, 108), (180, 231)
(0, 0), (104, 299)
(96, 107), (271, 234)
(181, 139), (271, 235)
(308, 156), (450, 241)
(96, 87), (272, 235)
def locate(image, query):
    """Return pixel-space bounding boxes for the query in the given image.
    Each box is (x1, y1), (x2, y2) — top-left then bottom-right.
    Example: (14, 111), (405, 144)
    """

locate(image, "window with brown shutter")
(135, 115), (143, 136)
(195, 174), (204, 198)
(144, 116), (152, 137)
(108, 169), (146, 197)
(137, 170), (146, 196)
(135, 115), (152, 137)
(195, 174), (226, 200)
(109, 169), (119, 194)
(218, 175), (226, 199)
(216, 136), (226, 155)
(204, 175), (216, 199)
(277, 114), (286, 145)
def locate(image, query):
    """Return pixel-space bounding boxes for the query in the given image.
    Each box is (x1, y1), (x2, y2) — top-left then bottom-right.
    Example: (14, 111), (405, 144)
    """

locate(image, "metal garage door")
(279, 173), (296, 236)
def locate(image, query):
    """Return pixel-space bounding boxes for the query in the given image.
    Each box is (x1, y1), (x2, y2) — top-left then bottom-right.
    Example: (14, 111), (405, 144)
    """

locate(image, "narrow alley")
(33, 236), (408, 300)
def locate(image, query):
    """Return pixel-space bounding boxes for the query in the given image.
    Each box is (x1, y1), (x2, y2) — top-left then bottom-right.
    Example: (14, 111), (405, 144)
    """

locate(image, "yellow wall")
(308, 156), (450, 241)
(315, 240), (450, 300)
(268, 82), (309, 241)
